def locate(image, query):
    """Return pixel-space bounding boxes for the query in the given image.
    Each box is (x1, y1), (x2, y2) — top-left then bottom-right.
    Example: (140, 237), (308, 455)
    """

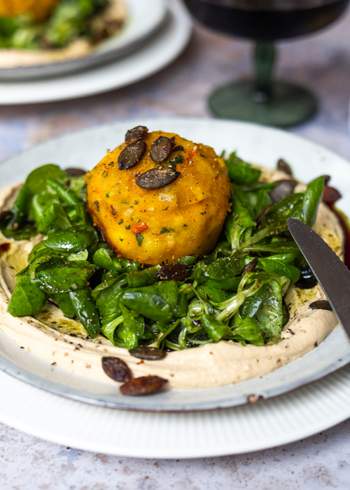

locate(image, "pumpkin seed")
(323, 185), (342, 205)
(157, 264), (188, 281)
(296, 266), (318, 289)
(309, 300), (332, 311)
(65, 167), (86, 176)
(118, 140), (146, 170)
(101, 356), (132, 383)
(125, 126), (148, 143)
(136, 167), (180, 189)
(120, 375), (168, 396)
(321, 174), (331, 186)
(276, 158), (293, 176)
(151, 136), (174, 163)
(129, 346), (167, 361)
(242, 258), (258, 274)
(269, 179), (297, 203)
(0, 242), (10, 254)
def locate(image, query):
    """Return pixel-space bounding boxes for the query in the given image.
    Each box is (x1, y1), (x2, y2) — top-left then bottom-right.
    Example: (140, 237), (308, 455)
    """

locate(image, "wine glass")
(183, 0), (349, 127)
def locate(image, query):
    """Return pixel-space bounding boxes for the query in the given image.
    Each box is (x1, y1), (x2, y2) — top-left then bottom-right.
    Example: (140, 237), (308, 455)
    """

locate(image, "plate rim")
(1, 117), (350, 413)
(0, 341), (349, 412)
(2, 116), (350, 166)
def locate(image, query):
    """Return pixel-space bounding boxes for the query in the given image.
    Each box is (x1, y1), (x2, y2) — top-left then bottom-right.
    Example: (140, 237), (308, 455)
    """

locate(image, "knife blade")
(287, 218), (350, 340)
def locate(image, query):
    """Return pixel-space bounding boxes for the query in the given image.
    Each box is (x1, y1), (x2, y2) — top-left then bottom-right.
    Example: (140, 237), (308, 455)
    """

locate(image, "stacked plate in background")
(0, 0), (192, 104)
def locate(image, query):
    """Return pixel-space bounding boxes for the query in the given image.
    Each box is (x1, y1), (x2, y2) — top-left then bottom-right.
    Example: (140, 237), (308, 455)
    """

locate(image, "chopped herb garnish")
(169, 155), (184, 165)
(160, 227), (175, 234)
(136, 233), (144, 246)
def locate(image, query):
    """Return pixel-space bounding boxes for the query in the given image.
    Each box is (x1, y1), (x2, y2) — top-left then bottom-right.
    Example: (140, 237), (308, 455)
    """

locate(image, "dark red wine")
(184, 0), (349, 41)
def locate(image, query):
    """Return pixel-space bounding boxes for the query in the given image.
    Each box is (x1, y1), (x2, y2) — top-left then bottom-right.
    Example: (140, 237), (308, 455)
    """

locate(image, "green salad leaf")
(224, 151), (261, 185)
(8, 272), (46, 317)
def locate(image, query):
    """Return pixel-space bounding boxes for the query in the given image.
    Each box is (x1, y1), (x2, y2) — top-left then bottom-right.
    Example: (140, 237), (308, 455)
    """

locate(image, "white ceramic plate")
(0, 118), (350, 413)
(0, 1), (192, 104)
(0, 0), (167, 80)
(1, 366), (349, 458)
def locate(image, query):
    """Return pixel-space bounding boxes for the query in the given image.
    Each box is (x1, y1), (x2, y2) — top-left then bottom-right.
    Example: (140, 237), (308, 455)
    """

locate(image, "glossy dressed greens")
(1, 153), (325, 351)
(0, 0), (110, 50)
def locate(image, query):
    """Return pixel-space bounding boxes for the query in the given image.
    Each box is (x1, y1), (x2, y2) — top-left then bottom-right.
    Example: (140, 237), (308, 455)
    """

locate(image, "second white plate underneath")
(0, 0), (192, 104)
(1, 365), (349, 458)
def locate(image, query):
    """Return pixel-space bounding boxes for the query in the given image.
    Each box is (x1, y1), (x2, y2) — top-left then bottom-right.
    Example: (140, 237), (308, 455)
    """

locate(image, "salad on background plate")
(0, 0), (126, 67)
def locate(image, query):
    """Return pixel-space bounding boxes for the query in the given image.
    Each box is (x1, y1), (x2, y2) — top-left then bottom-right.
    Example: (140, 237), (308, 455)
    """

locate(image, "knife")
(288, 218), (350, 340)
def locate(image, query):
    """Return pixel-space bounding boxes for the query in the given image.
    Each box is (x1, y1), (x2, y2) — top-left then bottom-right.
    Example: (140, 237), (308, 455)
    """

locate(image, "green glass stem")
(254, 42), (276, 101)
(208, 40), (318, 128)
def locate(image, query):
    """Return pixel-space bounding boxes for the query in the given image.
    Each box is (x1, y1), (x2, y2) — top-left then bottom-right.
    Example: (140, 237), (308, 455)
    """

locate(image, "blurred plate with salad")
(0, 0), (167, 78)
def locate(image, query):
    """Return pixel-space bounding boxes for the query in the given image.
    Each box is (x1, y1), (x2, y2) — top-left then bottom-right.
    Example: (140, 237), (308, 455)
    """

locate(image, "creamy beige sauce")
(0, 0), (126, 68)
(0, 172), (344, 389)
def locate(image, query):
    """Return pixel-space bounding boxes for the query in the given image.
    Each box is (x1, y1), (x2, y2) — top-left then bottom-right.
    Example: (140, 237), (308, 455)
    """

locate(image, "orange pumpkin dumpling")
(0, 0), (59, 19)
(86, 128), (231, 265)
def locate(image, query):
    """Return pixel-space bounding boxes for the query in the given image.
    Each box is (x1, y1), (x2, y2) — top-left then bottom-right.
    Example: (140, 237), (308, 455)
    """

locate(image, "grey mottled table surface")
(0, 6), (350, 489)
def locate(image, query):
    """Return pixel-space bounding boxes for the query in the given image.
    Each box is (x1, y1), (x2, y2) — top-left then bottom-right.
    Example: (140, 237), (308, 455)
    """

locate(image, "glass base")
(208, 80), (318, 128)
